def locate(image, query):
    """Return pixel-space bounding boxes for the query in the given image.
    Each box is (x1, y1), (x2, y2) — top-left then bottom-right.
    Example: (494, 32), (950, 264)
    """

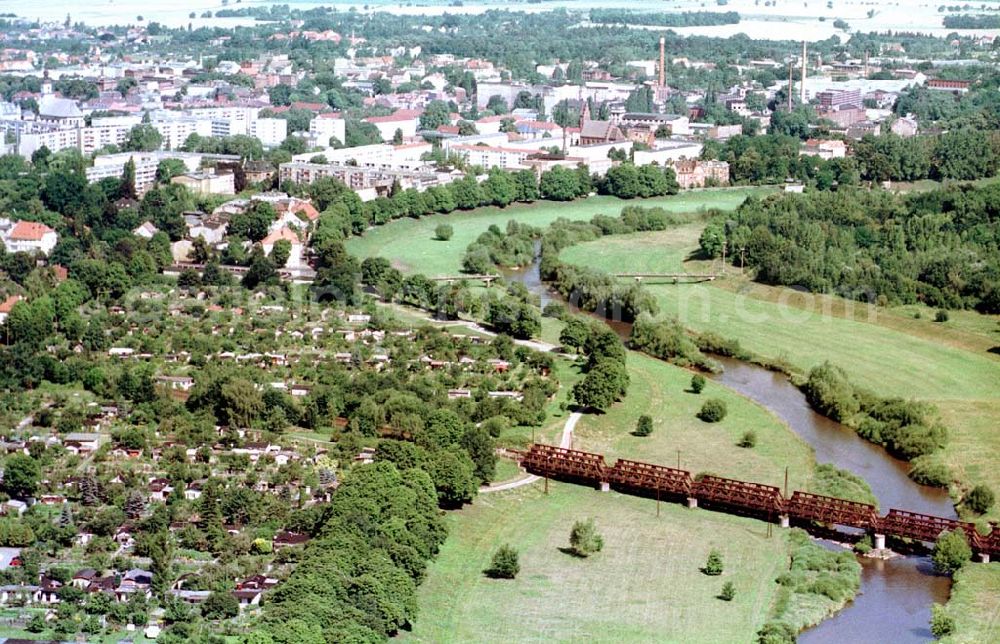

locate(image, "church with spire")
(577, 98), (625, 146)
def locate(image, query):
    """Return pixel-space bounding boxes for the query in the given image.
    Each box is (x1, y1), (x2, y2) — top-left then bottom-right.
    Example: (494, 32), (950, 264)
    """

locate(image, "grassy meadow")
(405, 483), (791, 644)
(573, 351), (815, 492)
(942, 563), (1000, 644)
(345, 187), (773, 276)
(559, 227), (1000, 513)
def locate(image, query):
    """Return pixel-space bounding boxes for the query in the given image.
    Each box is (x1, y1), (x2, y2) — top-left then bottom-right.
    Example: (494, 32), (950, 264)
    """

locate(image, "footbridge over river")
(517, 443), (996, 560)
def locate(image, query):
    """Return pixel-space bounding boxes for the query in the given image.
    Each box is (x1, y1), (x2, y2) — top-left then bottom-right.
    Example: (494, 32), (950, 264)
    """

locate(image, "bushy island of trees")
(536, 206), (696, 322)
(589, 9), (741, 27)
(700, 184), (1000, 313)
(942, 14), (1000, 29)
(802, 362), (951, 486)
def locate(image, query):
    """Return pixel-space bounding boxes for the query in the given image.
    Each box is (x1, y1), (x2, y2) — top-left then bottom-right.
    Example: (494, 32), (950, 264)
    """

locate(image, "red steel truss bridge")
(518, 443), (997, 560)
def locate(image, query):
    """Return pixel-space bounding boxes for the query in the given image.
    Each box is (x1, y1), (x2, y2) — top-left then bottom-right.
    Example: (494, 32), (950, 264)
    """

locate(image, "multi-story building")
(363, 109), (421, 141)
(150, 117), (214, 150)
(171, 169), (236, 195)
(250, 118), (288, 148)
(278, 161), (455, 200)
(672, 159), (730, 189)
(816, 88), (862, 109)
(308, 113), (346, 146)
(85, 152), (239, 195)
(450, 144), (535, 170)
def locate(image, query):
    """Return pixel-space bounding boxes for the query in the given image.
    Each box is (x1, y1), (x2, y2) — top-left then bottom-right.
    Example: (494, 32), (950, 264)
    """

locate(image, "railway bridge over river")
(518, 443), (999, 560)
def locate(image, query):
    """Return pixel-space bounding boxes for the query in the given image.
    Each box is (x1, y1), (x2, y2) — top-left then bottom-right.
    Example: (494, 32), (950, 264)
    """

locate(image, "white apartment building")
(85, 152), (209, 195)
(150, 117), (214, 150)
(308, 113), (346, 146)
(291, 142), (432, 170)
(450, 144), (534, 170)
(250, 118), (288, 148)
(186, 106), (260, 136)
(362, 109), (421, 141)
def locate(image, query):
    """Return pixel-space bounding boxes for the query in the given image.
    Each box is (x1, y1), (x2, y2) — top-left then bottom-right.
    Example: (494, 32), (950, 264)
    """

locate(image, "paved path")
(480, 412), (581, 493)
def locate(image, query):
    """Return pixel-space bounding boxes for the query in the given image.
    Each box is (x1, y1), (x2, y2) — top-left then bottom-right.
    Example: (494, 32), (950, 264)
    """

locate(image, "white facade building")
(250, 118), (288, 148)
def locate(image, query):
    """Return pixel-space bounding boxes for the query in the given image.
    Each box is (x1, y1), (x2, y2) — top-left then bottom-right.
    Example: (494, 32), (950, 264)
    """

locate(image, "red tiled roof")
(8, 220), (54, 241)
(0, 295), (23, 314)
(262, 227), (301, 246)
(291, 101), (330, 112)
(364, 109), (422, 124)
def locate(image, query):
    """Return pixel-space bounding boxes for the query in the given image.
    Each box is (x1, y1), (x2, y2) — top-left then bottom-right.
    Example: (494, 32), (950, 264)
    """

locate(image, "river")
(503, 252), (954, 644)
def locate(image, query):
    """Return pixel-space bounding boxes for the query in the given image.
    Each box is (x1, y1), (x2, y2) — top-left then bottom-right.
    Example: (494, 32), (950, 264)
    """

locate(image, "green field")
(345, 188), (773, 277)
(573, 351), (815, 492)
(559, 227), (1000, 510)
(943, 563), (1000, 643)
(405, 483), (792, 644)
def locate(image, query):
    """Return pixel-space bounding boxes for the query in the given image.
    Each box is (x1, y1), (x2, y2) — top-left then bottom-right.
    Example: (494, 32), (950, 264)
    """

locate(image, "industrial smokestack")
(787, 63), (793, 112)
(800, 41), (807, 105)
(659, 36), (666, 88)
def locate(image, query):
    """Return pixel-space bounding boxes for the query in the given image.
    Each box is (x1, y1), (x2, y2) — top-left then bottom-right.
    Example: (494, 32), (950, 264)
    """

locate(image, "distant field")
(345, 187), (773, 277)
(405, 483), (791, 643)
(573, 351), (815, 492)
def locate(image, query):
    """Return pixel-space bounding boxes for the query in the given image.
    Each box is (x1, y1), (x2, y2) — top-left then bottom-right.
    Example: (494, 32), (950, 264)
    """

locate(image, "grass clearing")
(346, 187), (773, 276)
(405, 483), (790, 644)
(573, 351), (815, 492)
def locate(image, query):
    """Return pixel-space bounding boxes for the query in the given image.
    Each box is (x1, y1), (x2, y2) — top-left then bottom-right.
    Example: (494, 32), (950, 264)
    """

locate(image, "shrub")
(933, 529), (972, 574)
(801, 362), (859, 422)
(720, 581), (736, 601)
(569, 518), (604, 557)
(908, 456), (951, 487)
(487, 544), (520, 579)
(698, 398), (728, 423)
(542, 302), (566, 319)
(703, 549), (724, 575)
(930, 604), (955, 638)
(434, 223), (454, 241)
(737, 431), (757, 448)
(934, 309), (949, 323)
(964, 484), (995, 514)
(634, 414), (653, 437)
(756, 622), (796, 644)
(691, 373), (706, 394)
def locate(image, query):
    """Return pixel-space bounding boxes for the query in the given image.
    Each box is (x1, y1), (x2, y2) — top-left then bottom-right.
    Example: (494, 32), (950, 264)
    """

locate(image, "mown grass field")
(559, 227), (1000, 511)
(404, 483), (791, 644)
(345, 187), (773, 276)
(943, 563), (1000, 644)
(573, 351), (815, 492)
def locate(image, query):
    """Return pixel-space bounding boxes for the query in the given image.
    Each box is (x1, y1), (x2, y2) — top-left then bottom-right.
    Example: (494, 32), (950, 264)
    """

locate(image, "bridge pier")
(686, 497), (698, 509)
(779, 514), (790, 529)
(599, 481), (610, 492)
(978, 553), (991, 563)
(874, 533), (886, 550)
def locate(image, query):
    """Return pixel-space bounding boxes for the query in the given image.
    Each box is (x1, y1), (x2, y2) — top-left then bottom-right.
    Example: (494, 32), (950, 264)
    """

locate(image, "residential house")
(2, 221), (58, 255)
(0, 295), (22, 325)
